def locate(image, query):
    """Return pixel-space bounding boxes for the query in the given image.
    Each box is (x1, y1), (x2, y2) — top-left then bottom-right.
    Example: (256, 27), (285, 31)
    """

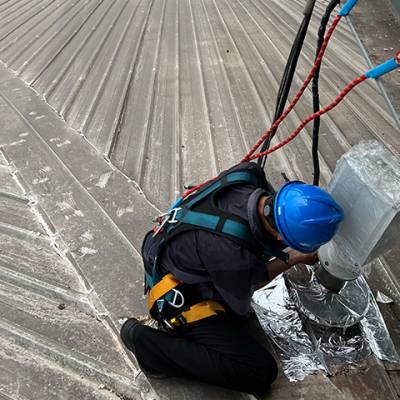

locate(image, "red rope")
(182, 177), (215, 199)
(241, 14), (342, 162)
(246, 74), (367, 161)
(184, 73), (367, 196)
(181, 14), (343, 198)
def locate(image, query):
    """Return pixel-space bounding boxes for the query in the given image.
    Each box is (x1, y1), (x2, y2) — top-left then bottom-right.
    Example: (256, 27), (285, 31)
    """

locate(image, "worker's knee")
(248, 352), (278, 395)
(231, 350), (278, 395)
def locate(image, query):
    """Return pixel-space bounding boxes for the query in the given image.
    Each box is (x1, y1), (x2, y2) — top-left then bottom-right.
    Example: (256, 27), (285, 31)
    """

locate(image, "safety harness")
(142, 163), (288, 329)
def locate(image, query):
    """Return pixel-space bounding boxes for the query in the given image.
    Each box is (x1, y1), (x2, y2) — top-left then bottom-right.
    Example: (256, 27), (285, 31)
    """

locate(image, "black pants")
(123, 314), (278, 395)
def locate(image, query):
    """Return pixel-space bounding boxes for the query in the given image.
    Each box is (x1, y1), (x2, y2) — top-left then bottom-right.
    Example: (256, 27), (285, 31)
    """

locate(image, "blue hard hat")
(274, 181), (344, 253)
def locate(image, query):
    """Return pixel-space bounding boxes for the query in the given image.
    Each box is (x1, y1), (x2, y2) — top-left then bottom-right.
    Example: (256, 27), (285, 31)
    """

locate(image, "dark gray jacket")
(160, 184), (283, 315)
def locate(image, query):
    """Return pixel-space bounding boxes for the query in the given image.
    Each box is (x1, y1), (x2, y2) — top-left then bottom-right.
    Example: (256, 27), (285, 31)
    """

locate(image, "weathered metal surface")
(0, 0), (398, 211)
(351, 0), (400, 119)
(389, 0), (400, 18)
(0, 0), (399, 399)
(0, 65), (243, 399)
(0, 67), (155, 399)
(266, 359), (398, 400)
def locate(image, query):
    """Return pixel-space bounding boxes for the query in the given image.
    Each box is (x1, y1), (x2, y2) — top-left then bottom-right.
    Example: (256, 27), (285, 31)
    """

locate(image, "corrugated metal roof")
(0, 63), (239, 400)
(0, 0), (399, 399)
(0, 0), (398, 210)
(0, 138), (141, 399)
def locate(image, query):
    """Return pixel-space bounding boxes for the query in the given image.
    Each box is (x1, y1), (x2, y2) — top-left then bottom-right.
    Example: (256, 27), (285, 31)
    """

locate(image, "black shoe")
(120, 318), (141, 353)
(120, 318), (171, 380)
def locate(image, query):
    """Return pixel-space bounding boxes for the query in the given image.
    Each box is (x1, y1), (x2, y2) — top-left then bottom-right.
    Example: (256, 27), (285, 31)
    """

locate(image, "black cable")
(258, 0), (316, 169)
(311, 0), (340, 186)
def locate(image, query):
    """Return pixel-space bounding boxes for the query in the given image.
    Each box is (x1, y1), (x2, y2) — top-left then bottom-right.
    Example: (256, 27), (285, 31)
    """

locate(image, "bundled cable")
(257, 0), (316, 169)
(241, 14), (341, 163)
(311, 0), (341, 186)
(243, 0), (360, 164)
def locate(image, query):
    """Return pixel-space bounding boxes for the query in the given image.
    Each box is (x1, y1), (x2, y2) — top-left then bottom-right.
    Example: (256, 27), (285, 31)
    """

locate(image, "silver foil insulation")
(252, 264), (399, 382)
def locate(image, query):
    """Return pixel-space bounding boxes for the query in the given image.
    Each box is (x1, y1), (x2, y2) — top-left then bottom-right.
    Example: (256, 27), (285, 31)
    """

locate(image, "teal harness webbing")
(141, 163), (288, 324)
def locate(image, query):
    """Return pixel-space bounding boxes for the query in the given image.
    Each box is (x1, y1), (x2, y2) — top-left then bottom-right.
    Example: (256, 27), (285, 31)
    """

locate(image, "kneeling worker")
(121, 162), (343, 395)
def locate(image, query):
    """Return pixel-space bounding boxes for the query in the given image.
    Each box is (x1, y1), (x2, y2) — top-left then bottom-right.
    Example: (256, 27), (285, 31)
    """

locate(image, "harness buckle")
(168, 207), (181, 224)
(163, 314), (187, 330)
(162, 319), (176, 330)
(152, 207), (181, 237)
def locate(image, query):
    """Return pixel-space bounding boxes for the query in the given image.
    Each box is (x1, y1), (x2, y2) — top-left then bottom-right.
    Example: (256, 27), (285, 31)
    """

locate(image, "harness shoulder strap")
(184, 170), (261, 208)
(175, 209), (254, 244)
(163, 168), (263, 251)
(146, 163), (271, 286)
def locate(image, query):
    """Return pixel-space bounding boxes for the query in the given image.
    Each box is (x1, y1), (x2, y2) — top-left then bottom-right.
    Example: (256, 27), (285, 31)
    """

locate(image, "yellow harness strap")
(147, 274), (226, 326)
(178, 300), (225, 324)
(147, 273), (181, 311)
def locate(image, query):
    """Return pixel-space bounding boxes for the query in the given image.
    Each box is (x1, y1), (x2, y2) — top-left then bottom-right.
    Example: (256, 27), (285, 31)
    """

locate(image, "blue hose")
(365, 57), (399, 79)
(339, 0), (358, 16)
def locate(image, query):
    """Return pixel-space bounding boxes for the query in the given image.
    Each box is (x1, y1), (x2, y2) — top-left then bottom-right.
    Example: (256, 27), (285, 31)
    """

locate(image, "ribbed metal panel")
(0, 1), (399, 398)
(0, 144), (140, 399)
(0, 0), (397, 210)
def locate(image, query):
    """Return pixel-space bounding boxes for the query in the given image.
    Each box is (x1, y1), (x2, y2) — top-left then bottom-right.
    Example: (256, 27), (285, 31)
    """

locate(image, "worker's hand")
(288, 250), (318, 266)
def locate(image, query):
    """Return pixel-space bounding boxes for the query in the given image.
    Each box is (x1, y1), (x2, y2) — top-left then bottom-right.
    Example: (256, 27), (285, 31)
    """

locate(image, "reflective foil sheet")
(252, 264), (399, 382)
(289, 262), (370, 328)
